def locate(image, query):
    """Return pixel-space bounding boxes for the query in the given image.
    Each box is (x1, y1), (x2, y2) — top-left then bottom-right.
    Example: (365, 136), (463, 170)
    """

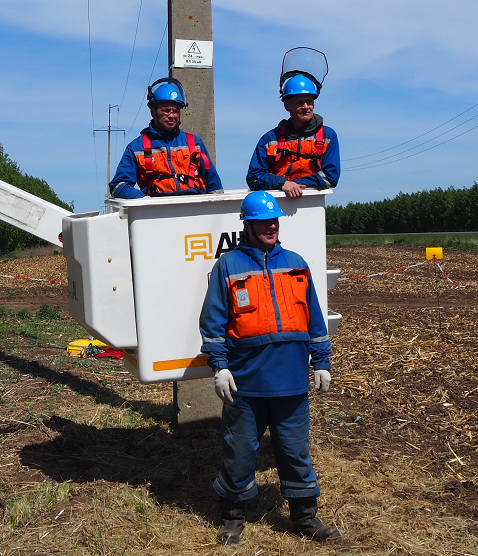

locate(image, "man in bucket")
(110, 77), (222, 199)
(247, 48), (339, 198)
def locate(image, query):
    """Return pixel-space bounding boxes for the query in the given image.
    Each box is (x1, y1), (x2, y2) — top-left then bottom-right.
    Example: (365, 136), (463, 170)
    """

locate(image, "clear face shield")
(147, 77), (188, 108)
(279, 47), (328, 98)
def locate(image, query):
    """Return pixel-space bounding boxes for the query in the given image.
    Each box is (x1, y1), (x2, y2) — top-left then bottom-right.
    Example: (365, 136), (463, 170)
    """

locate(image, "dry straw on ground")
(0, 246), (477, 555)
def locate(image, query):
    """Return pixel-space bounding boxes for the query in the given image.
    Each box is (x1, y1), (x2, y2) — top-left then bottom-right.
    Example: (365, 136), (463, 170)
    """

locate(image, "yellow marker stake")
(426, 247), (443, 260)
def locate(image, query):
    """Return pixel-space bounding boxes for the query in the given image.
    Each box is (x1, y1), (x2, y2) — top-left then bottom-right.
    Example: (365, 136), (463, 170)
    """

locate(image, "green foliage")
(0, 144), (72, 253)
(37, 303), (62, 321)
(326, 232), (478, 250)
(16, 308), (33, 320)
(327, 183), (478, 235)
(0, 304), (13, 318)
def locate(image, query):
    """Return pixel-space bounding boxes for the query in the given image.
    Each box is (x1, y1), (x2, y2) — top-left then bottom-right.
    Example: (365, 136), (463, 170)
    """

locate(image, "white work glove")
(314, 370), (331, 394)
(214, 369), (237, 404)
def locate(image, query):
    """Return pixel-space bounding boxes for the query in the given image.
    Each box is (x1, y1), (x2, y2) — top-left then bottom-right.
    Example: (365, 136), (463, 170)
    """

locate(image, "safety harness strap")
(141, 132), (210, 195)
(275, 125), (286, 163)
(142, 132), (154, 177)
(315, 126), (325, 161)
(274, 124), (325, 168)
(186, 132), (211, 178)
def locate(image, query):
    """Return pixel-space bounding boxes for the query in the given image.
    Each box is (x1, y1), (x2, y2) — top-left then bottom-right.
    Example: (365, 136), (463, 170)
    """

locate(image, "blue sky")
(1, 0), (477, 214)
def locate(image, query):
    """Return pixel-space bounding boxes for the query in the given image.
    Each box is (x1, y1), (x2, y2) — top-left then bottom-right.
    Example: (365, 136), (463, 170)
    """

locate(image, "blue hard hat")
(281, 74), (319, 101)
(240, 191), (285, 221)
(147, 79), (187, 108)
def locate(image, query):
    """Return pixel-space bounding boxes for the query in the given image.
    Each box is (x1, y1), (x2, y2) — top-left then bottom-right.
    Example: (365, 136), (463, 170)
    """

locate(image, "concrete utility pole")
(168, 0), (216, 163)
(167, 0), (222, 428)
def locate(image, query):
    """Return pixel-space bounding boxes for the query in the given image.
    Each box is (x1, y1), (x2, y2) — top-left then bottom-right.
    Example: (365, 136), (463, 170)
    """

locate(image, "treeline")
(326, 184), (478, 235)
(0, 144), (72, 252)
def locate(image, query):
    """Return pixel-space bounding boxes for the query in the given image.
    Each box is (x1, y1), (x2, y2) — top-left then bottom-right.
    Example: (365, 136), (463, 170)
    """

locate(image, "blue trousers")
(213, 394), (320, 502)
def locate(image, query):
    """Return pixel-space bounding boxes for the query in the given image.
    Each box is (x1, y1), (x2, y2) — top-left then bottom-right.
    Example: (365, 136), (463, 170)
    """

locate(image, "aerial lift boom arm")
(0, 178), (71, 248)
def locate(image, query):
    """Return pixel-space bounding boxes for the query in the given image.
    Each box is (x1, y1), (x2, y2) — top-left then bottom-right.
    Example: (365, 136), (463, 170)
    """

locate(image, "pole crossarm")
(94, 104), (125, 211)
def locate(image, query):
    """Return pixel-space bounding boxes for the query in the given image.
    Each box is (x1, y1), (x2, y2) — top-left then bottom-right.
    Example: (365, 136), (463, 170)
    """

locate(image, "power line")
(341, 103), (478, 162)
(87, 0), (101, 209)
(342, 124), (478, 172)
(125, 21), (168, 136)
(343, 114), (478, 170)
(87, 0), (95, 130)
(119, 0), (144, 109)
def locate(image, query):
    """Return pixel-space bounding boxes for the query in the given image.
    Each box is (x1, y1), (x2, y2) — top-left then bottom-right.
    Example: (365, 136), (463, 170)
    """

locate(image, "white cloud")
(213, 0), (478, 92)
(1, 0), (166, 47)
(3, 0), (478, 94)
(1, 0), (477, 213)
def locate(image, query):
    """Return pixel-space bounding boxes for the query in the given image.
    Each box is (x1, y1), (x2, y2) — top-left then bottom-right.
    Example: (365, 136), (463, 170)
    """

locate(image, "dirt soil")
(0, 246), (477, 555)
(326, 246), (478, 519)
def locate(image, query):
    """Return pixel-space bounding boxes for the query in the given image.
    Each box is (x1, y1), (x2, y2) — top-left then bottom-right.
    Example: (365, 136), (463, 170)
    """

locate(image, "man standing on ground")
(199, 190), (340, 545)
(110, 77), (223, 199)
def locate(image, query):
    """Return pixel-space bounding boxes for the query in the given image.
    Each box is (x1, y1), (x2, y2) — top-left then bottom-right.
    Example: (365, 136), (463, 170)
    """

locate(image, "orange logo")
(185, 233), (213, 261)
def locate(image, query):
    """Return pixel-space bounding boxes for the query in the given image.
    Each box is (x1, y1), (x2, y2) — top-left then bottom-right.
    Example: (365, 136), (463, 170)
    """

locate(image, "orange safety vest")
(226, 268), (311, 340)
(267, 124), (326, 181)
(138, 132), (211, 195)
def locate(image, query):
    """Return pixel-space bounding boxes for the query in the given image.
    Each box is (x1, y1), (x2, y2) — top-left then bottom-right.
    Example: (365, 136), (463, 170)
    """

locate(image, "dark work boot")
(216, 498), (246, 545)
(289, 497), (340, 541)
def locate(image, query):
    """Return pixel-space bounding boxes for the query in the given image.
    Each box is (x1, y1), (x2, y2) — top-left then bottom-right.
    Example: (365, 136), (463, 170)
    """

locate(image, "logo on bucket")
(185, 232), (241, 261)
(184, 234), (213, 261)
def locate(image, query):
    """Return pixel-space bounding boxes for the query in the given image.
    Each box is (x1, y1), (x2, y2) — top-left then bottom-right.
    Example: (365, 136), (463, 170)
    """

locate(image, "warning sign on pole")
(174, 39), (213, 68)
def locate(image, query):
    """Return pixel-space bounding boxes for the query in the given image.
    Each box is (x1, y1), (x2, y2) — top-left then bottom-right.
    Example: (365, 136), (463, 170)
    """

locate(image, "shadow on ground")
(1, 349), (286, 526)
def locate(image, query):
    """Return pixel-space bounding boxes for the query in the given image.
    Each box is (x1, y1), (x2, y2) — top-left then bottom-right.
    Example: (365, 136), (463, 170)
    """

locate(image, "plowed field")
(0, 246), (477, 555)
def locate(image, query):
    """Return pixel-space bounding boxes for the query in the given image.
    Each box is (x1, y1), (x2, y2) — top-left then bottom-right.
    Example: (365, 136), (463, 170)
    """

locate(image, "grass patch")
(6, 482), (70, 529)
(0, 304), (13, 318)
(16, 308), (33, 320)
(0, 309), (81, 346)
(120, 486), (158, 517)
(0, 305), (65, 345)
(37, 303), (62, 321)
(326, 231), (478, 250)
